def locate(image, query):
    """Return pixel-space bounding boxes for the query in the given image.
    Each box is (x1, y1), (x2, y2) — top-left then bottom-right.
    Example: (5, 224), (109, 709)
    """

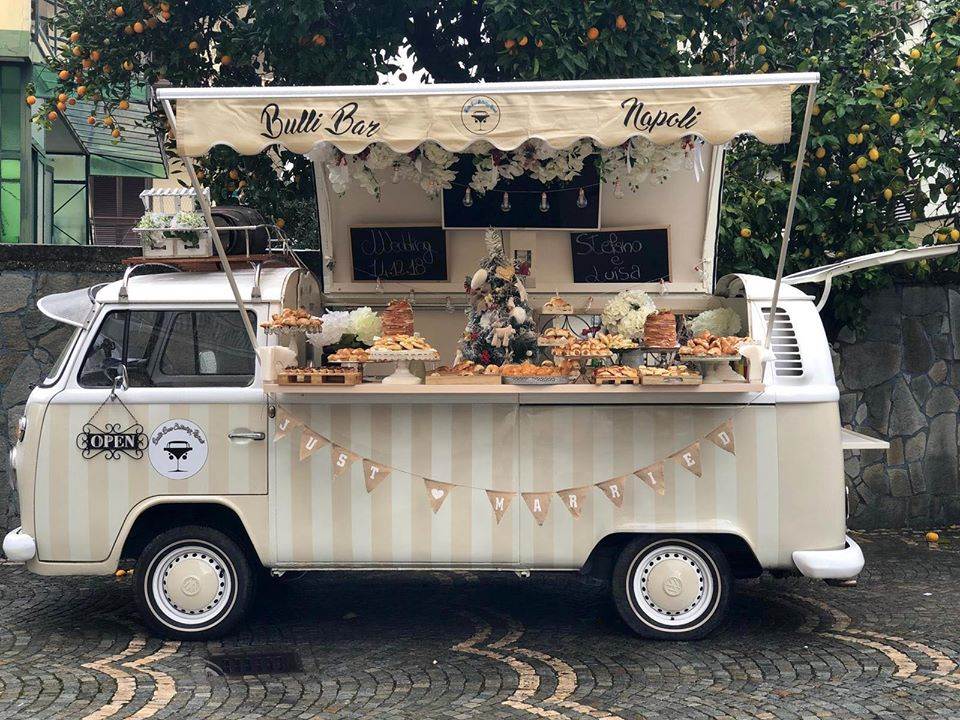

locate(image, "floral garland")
(306, 137), (695, 200)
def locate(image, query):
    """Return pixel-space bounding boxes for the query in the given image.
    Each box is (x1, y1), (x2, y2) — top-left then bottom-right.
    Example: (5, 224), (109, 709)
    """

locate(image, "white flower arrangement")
(600, 138), (687, 191)
(311, 310), (351, 348)
(689, 307), (743, 337)
(601, 289), (657, 341)
(348, 306), (382, 345)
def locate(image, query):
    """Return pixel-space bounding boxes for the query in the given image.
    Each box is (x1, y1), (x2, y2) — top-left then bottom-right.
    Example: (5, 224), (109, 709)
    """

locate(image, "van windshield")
(41, 327), (82, 387)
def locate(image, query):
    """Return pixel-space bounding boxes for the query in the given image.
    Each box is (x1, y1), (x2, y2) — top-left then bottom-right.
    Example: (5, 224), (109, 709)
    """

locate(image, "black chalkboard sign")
(570, 227), (671, 284)
(350, 226), (447, 281)
(441, 155), (601, 230)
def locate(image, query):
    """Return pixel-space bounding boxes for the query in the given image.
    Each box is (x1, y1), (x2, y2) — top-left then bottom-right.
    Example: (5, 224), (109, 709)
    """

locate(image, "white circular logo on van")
(149, 419), (208, 479)
(461, 95), (500, 135)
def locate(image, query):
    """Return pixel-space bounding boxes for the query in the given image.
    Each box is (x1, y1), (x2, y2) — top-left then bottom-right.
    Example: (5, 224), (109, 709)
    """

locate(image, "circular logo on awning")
(461, 96), (501, 135)
(149, 419), (208, 480)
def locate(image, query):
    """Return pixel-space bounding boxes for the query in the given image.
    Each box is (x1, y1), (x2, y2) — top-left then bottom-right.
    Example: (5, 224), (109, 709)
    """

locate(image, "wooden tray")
(277, 370), (362, 386)
(594, 376), (641, 386)
(425, 374), (502, 385)
(640, 374), (703, 386)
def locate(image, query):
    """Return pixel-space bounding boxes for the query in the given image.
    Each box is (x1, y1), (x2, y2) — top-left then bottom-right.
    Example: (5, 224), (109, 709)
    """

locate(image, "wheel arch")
(582, 531), (762, 581)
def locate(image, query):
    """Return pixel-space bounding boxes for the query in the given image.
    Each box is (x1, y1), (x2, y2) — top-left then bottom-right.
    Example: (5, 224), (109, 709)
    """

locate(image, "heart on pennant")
(423, 478), (454, 513)
(362, 459), (391, 493)
(670, 441), (702, 478)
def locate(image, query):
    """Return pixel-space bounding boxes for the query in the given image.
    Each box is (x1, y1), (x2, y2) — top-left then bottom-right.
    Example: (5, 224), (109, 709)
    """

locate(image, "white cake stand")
(684, 356), (745, 383)
(368, 349), (440, 385)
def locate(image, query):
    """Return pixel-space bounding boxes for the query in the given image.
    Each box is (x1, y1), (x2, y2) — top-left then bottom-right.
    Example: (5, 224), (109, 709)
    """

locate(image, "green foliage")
(34, 0), (960, 327)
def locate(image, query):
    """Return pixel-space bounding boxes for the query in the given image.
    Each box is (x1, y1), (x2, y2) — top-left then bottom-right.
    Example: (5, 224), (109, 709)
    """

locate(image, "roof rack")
(118, 262), (182, 302)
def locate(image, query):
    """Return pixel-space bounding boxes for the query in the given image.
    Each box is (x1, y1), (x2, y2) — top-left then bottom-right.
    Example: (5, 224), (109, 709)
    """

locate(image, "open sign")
(77, 422), (147, 460)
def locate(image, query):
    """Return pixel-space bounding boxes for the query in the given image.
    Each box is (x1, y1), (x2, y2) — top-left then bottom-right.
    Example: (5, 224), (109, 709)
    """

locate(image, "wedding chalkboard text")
(350, 226), (447, 281)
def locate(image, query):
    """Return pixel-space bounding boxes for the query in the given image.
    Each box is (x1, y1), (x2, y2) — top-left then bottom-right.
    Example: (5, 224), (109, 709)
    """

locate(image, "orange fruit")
(133, 21), (144, 33)
(119, 99), (130, 110)
(56, 101), (66, 111)
(58, 69), (70, 80)
(123, 25), (134, 35)
(115, 5), (124, 15)
(103, 115), (114, 126)
(90, 50), (101, 61)
(67, 98), (76, 105)
(112, 129), (121, 138)
(228, 169), (239, 180)
(69, 31), (80, 42)
(586, 26), (600, 41)
(72, 46), (83, 56)
(519, 36), (528, 47)
(926, 531), (940, 542)
(57, 93), (68, 102)
(25, 95), (36, 106)
(81, 59), (92, 69)
(220, 54), (232, 65)
(276, 218), (285, 229)
(161, 10), (170, 20)
(504, 39), (516, 50)
(535, 38), (543, 48)
(77, 85), (87, 96)
(87, 115), (96, 124)
(47, 110), (58, 121)
(188, 40), (199, 50)
(739, 227), (751, 238)
(313, 34), (326, 46)
(615, 14), (627, 30)
(122, 59), (134, 70)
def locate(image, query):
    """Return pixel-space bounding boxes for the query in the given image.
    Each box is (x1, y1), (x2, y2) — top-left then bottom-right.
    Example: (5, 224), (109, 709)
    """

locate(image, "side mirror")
(109, 363), (130, 392)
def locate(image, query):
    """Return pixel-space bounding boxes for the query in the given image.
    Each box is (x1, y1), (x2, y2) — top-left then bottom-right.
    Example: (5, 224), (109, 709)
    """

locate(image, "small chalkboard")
(350, 225), (447, 282)
(570, 227), (671, 284)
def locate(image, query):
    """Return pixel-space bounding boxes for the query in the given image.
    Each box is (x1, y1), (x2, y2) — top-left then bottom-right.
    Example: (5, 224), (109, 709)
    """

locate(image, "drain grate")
(207, 649), (303, 676)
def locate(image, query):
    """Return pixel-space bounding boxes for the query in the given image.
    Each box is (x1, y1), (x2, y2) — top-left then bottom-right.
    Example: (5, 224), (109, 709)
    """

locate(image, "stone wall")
(0, 246), (135, 530)
(836, 285), (960, 530)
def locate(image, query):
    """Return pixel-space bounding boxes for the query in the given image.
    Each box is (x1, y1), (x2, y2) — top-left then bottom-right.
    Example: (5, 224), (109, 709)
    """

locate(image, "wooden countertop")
(262, 381), (767, 404)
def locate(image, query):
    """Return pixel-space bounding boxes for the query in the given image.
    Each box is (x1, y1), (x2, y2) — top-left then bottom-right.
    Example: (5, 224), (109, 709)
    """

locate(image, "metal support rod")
(764, 82), (818, 349)
(160, 98), (259, 351)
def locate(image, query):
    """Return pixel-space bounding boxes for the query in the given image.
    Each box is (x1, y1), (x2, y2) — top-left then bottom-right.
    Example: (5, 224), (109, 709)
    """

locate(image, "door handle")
(228, 430), (266, 441)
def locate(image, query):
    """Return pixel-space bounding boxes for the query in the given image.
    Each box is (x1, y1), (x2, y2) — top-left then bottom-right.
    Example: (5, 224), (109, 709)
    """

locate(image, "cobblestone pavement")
(0, 531), (959, 719)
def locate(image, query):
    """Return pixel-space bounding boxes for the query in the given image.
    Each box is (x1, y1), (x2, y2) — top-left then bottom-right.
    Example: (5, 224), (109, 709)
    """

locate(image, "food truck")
(5, 73), (954, 641)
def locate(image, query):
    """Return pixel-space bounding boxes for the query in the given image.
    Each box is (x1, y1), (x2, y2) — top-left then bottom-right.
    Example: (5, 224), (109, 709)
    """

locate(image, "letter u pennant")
(299, 429), (328, 461)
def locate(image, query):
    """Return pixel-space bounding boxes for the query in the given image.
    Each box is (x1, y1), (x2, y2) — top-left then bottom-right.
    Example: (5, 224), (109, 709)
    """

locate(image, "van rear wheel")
(612, 536), (731, 640)
(134, 525), (255, 640)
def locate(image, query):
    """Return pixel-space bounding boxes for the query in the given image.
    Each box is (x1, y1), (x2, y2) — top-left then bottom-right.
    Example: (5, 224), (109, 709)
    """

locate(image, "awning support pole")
(159, 98), (259, 351)
(763, 82), (818, 349)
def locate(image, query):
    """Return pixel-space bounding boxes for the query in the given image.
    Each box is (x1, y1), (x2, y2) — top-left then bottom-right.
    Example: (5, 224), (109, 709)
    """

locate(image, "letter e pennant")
(299, 429), (328, 461)
(671, 441), (702, 477)
(362, 459), (391, 493)
(707, 419), (736, 455)
(634, 461), (666, 496)
(522, 492), (551, 526)
(596, 476), (627, 507)
(485, 490), (514, 524)
(330, 444), (359, 477)
(424, 478), (454, 513)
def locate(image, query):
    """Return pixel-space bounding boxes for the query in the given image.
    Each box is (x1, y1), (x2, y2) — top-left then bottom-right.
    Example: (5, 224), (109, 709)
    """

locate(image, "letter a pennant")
(299, 429), (328, 461)
(634, 461), (666, 496)
(522, 492), (551, 526)
(671, 441), (702, 477)
(362, 459), (391, 493)
(706, 419), (736, 455)
(596, 476), (627, 507)
(485, 490), (515, 525)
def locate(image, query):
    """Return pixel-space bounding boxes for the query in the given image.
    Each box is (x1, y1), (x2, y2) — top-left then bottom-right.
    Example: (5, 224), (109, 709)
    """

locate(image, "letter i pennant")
(635, 461), (666, 496)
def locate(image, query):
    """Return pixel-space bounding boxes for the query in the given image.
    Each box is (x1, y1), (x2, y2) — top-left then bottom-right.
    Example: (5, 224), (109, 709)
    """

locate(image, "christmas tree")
(459, 228), (538, 365)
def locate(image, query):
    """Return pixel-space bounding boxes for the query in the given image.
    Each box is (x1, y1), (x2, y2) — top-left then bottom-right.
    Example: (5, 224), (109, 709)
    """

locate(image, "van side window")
(78, 310), (255, 388)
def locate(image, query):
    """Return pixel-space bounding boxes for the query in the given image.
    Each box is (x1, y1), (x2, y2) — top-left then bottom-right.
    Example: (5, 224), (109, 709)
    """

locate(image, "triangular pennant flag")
(557, 487), (590, 518)
(299, 429), (328, 461)
(522, 492), (551, 526)
(273, 408), (301, 441)
(671, 441), (702, 477)
(706, 419), (736, 455)
(596, 476), (627, 508)
(362, 459), (391, 493)
(330, 444), (359, 477)
(634, 461), (666, 496)
(424, 478), (454, 513)
(485, 490), (515, 525)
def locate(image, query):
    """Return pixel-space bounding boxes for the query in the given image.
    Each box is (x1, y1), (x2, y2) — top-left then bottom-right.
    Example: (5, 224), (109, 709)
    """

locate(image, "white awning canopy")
(157, 73), (818, 158)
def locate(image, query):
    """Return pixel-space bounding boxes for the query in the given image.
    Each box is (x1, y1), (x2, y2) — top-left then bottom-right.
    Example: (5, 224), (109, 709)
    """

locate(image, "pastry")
(261, 307), (323, 330)
(372, 334), (434, 352)
(594, 365), (640, 382)
(642, 311), (677, 348)
(381, 299), (415, 337)
(329, 348), (370, 362)
(555, 337), (613, 358)
(500, 361), (567, 377)
(678, 332), (748, 358)
(542, 295), (573, 314)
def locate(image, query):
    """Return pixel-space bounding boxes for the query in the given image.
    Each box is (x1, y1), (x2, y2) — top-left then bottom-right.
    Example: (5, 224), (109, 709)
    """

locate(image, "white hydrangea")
(348, 306), (382, 344)
(311, 310), (351, 347)
(689, 307), (742, 337)
(601, 289), (656, 340)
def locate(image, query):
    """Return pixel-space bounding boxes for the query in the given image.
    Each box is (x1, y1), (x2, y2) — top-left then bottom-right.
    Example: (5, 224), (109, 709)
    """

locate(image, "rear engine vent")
(760, 307), (803, 377)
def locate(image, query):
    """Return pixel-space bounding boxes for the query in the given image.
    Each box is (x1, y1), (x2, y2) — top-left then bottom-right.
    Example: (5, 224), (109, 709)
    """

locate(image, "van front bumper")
(3, 527), (36, 562)
(792, 535), (864, 579)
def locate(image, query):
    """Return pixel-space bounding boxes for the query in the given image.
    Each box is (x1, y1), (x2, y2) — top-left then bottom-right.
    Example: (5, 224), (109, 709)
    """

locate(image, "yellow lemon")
(868, 147), (879, 161)
(816, 166), (827, 177)
(740, 227), (752, 238)
(856, 156), (868, 169)
(758, 44), (767, 55)
(951, 229), (960, 241)
(815, 147), (826, 159)
(910, 48), (921, 59)
(889, 112), (901, 126)
(883, 188), (893, 201)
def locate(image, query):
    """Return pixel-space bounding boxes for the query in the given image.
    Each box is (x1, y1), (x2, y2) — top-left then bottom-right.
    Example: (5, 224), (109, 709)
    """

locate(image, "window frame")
(76, 306), (260, 390)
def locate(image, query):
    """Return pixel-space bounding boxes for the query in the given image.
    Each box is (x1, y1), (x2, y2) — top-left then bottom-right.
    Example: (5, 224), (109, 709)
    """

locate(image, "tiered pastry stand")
(264, 323), (323, 354)
(637, 344), (680, 368)
(367, 349), (440, 385)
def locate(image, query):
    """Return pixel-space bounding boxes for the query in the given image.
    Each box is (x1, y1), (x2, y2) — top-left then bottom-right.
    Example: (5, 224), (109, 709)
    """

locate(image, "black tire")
(134, 525), (256, 640)
(611, 536), (731, 640)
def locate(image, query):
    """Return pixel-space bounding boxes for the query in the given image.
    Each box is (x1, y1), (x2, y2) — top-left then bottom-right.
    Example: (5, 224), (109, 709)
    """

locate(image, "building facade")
(0, 0), (165, 246)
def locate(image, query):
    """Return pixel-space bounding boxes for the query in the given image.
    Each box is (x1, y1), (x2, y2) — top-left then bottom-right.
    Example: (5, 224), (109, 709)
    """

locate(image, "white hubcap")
(630, 544), (716, 628)
(151, 544), (233, 626)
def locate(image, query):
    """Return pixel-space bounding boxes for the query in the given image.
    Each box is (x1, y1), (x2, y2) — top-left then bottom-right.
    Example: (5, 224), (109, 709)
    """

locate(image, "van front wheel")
(612, 536), (731, 640)
(134, 525), (255, 640)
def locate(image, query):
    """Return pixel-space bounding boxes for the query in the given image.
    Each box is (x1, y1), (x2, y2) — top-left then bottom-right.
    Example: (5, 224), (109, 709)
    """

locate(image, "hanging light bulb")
(500, 191), (511, 212)
(462, 187), (473, 207)
(391, 162), (401, 184)
(614, 178), (624, 200)
(539, 191), (550, 213)
(576, 188), (587, 209)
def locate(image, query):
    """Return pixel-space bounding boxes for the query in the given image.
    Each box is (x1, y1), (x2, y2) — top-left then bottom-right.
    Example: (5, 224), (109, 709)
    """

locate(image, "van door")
(34, 306), (269, 563)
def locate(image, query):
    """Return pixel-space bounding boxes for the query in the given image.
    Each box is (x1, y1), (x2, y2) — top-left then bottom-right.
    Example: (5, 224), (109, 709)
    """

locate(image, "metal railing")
(32, 0), (64, 61)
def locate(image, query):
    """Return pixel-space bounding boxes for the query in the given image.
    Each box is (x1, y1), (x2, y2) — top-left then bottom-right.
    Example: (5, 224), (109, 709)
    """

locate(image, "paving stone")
(902, 285), (947, 315)
(929, 359), (948, 384)
(924, 413), (959, 495)
(902, 317), (934, 373)
(887, 377), (926, 436)
(0, 273), (33, 313)
(861, 382), (892, 434)
(889, 468), (910, 497)
(841, 342), (900, 390)
(904, 432), (926, 463)
(886, 437), (904, 466)
(924, 386), (959, 416)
